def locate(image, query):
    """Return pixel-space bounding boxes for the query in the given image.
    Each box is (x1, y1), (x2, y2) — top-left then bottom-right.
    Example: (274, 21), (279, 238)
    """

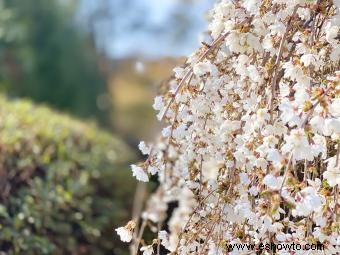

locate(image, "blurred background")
(0, 0), (211, 254)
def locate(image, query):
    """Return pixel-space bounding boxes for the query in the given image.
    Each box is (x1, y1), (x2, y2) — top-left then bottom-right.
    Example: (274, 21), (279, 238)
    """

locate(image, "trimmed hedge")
(0, 96), (135, 254)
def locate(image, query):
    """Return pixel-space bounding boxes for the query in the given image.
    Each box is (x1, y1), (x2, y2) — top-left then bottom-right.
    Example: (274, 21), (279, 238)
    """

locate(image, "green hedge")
(0, 96), (135, 254)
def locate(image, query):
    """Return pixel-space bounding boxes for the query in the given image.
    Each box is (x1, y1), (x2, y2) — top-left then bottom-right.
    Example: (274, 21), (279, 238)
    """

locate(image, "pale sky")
(78, 0), (213, 59)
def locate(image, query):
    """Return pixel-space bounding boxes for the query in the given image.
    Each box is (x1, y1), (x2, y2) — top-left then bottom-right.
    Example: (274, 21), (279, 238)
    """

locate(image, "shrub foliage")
(0, 96), (135, 254)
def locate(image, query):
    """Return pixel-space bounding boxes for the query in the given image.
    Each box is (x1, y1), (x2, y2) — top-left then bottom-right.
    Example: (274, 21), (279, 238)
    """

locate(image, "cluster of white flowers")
(117, 0), (340, 254)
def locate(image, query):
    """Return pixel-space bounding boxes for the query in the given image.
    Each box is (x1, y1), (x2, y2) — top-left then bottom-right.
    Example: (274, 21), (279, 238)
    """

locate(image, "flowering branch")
(159, 33), (228, 121)
(116, 1), (340, 254)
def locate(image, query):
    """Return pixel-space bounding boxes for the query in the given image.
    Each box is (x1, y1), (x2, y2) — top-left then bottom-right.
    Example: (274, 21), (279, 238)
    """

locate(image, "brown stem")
(130, 183), (147, 254)
(132, 219), (147, 255)
(336, 142), (339, 167)
(280, 153), (293, 195)
(156, 221), (162, 255)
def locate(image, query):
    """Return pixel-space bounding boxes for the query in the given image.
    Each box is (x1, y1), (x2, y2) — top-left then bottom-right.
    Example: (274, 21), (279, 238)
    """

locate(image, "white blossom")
(325, 22), (339, 44)
(115, 221), (135, 243)
(140, 245), (154, 255)
(323, 157), (340, 187)
(138, 141), (150, 155)
(281, 129), (314, 161)
(193, 61), (218, 77)
(152, 96), (163, 111)
(292, 187), (323, 217)
(158, 230), (171, 250)
(263, 174), (283, 190)
(243, 0), (260, 15)
(131, 164), (149, 182)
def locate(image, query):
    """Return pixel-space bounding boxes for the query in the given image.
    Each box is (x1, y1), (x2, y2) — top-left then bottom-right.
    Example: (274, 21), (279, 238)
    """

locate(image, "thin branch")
(130, 183), (147, 254)
(336, 142), (339, 167)
(269, 6), (299, 123)
(156, 221), (162, 255)
(173, 187), (218, 253)
(132, 219), (147, 255)
(280, 153), (293, 195)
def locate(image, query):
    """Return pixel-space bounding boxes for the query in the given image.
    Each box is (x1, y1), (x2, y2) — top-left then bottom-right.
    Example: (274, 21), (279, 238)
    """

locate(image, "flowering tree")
(116, 0), (340, 254)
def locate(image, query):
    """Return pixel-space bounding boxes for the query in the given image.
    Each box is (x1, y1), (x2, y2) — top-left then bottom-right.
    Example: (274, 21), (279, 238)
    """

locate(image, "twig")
(280, 153), (293, 195)
(198, 114), (209, 200)
(156, 221), (162, 255)
(130, 183), (147, 254)
(336, 142), (340, 167)
(133, 219), (147, 255)
(173, 187), (218, 253)
(303, 159), (308, 183)
(269, 6), (298, 123)
(198, 199), (224, 255)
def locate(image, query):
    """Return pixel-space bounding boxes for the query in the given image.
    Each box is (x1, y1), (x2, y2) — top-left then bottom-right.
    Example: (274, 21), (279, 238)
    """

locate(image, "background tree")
(0, 0), (110, 125)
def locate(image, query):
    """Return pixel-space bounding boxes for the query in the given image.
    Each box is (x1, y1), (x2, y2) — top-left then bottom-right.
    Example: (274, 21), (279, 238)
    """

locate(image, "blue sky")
(78, 0), (213, 59)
